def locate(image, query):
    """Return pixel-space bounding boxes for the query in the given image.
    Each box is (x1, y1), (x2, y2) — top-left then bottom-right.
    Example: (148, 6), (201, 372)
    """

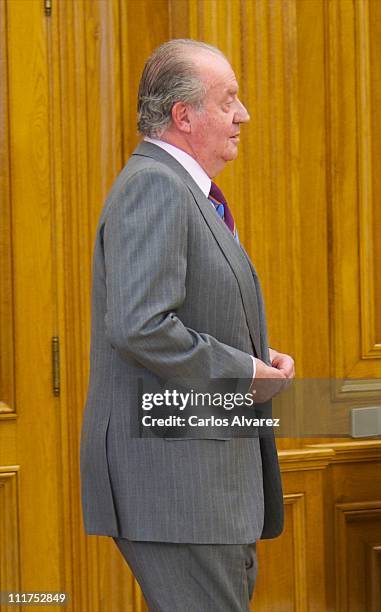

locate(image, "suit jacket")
(80, 141), (284, 543)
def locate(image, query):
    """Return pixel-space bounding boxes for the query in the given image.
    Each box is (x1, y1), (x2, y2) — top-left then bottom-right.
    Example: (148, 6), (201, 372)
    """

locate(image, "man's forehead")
(191, 51), (238, 89)
(190, 49), (233, 73)
(210, 72), (239, 94)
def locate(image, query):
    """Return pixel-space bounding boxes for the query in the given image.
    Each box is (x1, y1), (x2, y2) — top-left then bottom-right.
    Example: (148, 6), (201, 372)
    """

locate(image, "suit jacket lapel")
(132, 141), (262, 358)
(185, 181), (262, 358)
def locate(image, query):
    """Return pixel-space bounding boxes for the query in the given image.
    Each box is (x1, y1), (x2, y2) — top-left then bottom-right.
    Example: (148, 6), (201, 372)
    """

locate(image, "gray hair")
(137, 39), (225, 138)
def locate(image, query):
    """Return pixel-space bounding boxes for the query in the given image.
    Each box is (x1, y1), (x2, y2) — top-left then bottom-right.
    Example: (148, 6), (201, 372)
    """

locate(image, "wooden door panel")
(336, 501), (381, 612)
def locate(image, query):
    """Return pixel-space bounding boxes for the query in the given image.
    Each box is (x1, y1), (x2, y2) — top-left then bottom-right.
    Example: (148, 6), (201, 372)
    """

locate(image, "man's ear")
(171, 101), (191, 133)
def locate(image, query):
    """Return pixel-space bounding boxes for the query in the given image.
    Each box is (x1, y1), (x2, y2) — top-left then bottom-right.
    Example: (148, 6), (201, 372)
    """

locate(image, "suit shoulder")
(121, 155), (189, 192)
(98, 157), (191, 230)
(102, 158), (187, 210)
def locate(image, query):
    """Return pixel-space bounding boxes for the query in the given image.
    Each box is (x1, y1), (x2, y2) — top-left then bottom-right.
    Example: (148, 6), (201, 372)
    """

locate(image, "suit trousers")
(113, 537), (257, 612)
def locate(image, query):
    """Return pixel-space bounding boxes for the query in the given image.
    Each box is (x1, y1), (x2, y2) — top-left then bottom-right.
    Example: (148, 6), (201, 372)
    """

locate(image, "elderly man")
(80, 39), (294, 611)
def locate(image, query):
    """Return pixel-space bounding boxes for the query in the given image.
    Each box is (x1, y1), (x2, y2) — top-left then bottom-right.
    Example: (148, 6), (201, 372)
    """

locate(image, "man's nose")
(235, 99), (250, 123)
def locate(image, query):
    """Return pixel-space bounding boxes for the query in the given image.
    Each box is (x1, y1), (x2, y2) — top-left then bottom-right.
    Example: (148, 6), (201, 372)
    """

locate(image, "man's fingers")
(278, 366), (294, 379)
(252, 358), (294, 402)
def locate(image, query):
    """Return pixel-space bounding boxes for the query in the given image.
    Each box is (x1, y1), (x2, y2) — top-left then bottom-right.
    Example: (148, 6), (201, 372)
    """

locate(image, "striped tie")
(208, 182), (239, 243)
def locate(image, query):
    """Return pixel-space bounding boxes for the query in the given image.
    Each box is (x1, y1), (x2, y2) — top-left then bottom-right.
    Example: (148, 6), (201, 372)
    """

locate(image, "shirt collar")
(144, 137), (211, 198)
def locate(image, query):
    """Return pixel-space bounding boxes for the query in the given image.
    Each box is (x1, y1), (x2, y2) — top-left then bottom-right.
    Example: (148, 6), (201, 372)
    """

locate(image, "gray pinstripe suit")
(80, 141), (283, 548)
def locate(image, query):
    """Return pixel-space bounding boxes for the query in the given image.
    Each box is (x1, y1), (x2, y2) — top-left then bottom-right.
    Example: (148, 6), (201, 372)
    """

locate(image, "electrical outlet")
(351, 406), (381, 438)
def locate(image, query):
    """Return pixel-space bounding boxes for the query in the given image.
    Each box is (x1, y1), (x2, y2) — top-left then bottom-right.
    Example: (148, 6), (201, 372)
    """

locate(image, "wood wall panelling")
(0, 0), (15, 419)
(120, 0), (170, 160)
(335, 501), (381, 612)
(327, 0), (359, 383)
(328, 0), (381, 389)
(367, 542), (381, 612)
(294, 0), (329, 379)
(368, 0), (381, 348)
(309, 441), (381, 612)
(307, 440), (381, 464)
(356, 0), (381, 359)
(0, 469), (20, 612)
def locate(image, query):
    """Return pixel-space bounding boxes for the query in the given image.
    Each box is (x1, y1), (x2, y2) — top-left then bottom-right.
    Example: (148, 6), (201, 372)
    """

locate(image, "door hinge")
(44, 0), (52, 17)
(52, 336), (60, 396)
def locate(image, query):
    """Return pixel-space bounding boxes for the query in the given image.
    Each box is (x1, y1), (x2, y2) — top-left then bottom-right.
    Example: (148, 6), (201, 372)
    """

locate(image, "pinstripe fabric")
(113, 538), (257, 611)
(80, 141), (284, 542)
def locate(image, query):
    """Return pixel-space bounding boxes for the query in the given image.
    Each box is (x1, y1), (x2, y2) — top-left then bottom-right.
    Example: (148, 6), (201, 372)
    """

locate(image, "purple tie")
(208, 182), (239, 242)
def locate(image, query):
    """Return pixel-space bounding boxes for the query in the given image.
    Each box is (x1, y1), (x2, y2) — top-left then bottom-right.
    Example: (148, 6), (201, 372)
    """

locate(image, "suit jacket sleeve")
(102, 166), (253, 386)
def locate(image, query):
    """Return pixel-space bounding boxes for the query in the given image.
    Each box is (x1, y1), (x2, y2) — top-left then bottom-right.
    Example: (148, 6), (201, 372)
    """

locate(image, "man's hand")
(268, 348), (295, 379)
(251, 349), (295, 403)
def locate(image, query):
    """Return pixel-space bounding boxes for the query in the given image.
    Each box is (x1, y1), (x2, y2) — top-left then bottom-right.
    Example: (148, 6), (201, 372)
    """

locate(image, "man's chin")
(224, 147), (239, 162)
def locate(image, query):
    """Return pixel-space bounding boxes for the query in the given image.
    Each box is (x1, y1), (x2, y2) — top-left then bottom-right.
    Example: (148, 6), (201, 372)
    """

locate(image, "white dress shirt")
(144, 137), (257, 380)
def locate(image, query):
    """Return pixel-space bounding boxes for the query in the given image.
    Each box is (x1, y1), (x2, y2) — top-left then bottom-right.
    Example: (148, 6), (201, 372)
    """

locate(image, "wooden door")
(0, 0), (64, 609)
